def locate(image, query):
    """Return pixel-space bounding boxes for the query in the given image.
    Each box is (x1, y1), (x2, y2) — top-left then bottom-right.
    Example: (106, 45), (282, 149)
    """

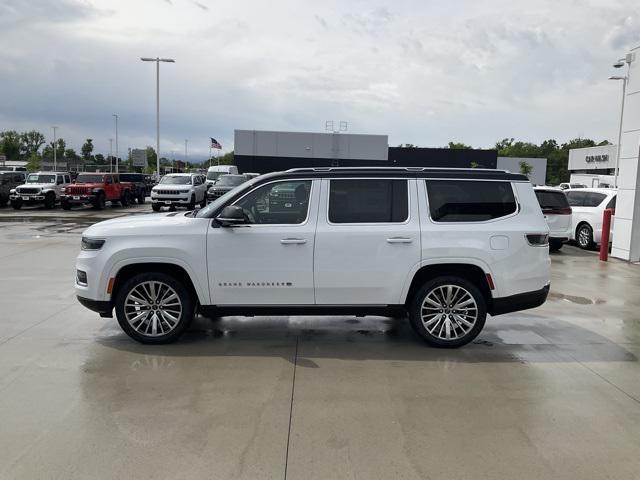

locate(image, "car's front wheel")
(408, 276), (486, 348)
(576, 223), (594, 250)
(115, 272), (195, 344)
(151, 203), (161, 212)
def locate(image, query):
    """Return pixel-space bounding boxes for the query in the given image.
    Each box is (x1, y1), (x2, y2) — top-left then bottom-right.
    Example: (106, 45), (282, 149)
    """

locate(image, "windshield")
(160, 176), (192, 185)
(196, 178), (259, 218)
(119, 174), (141, 182)
(76, 174), (104, 183)
(206, 171), (223, 181)
(27, 174), (56, 184)
(215, 175), (245, 186)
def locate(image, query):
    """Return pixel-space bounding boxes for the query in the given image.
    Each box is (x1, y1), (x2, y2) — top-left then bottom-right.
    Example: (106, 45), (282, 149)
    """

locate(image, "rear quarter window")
(426, 180), (517, 222)
(583, 192), (607, 207)
(535, 190), (569, 209)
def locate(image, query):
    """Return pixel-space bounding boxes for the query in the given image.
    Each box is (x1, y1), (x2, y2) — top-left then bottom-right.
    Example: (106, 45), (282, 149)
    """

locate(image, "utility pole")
(109, 138), (113, 173)
(52, 126), (58, 171)
(185, 139), (188, 168)
(113, 114), (119, 173)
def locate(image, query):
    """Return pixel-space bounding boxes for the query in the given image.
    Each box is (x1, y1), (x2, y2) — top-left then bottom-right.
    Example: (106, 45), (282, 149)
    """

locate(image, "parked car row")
(1, 171), (155, 210)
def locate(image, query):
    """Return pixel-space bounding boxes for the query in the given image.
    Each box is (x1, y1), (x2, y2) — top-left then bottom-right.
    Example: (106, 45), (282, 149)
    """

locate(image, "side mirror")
(216, 205), (246, 227)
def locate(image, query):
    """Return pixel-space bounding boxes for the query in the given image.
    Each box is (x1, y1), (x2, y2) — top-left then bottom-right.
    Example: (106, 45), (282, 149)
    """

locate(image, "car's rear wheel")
(12, 199), (22, 210)
(576, 224), (594, 250)
(138, 192), (145, 204)
(115, 272), (194, 344)
(121, 190), (131, 207)
(61, 199), (71, 210)
(188, 194), (196, 210)
(549, 238), (564, 252)
(409, 276), (486, 348)
(151, 203), (161, 212)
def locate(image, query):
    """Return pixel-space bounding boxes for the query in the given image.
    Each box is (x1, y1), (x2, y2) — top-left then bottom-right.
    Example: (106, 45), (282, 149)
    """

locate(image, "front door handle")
(386, 237), (413, 244)
(280, 238), (307, 245)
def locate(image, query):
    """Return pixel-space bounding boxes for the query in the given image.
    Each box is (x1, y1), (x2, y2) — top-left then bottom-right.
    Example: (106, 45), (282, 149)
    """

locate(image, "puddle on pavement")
(548, 292), (606, 305)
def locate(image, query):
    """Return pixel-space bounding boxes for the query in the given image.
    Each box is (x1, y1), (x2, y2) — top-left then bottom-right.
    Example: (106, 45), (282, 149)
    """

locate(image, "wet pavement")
(1, 219), (640, 479)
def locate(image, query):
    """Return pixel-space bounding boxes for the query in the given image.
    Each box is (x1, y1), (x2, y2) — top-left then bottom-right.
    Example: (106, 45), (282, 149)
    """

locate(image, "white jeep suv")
(151, 173), (207, 211)
(10, 171), (71, 209)
(76, 167), (551, 347)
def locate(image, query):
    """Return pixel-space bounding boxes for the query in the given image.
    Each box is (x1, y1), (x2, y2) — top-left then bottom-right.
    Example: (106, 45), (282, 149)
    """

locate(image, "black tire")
(549, 238), (564, 252)
(44, 192), (56, 209)
(408, 276), (487, 348)
(121, 190), (131, 207)
(188, 194), (196, 210)
(61, 200), (71, 210)
(138, 193), (145, 204)
(200, 196), (206, 208)
(576, 223), (594, 250)
(93, 192), (106, 210)
(115, 272), (195, 344)
(12, 199), (22, 210)
(152, 203), (161, 212)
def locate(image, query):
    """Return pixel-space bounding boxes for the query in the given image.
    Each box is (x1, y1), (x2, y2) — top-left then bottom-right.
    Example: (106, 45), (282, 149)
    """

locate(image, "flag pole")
(209, 143), (212, 168)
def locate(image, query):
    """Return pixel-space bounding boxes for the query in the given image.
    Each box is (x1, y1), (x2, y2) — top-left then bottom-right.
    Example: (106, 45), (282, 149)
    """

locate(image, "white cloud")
(0, 0), (638, 159)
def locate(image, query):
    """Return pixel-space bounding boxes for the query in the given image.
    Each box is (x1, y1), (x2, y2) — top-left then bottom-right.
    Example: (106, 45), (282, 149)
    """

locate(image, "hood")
(70, 182), (103, 188)
(209, 185), (234, 191)
(83, 212), (206, 238)
(17, 183), (55, 189)
(153, 184), (191, 191)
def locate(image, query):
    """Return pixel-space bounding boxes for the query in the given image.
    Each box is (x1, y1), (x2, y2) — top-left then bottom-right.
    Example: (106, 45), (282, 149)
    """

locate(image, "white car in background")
(151, 173), (208, 212)
(558, 183), (587, 191)
(534, 187), (572, 251)
(565, 188), (617, 249)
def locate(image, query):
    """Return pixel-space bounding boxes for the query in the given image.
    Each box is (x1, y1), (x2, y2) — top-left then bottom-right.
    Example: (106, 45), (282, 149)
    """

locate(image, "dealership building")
(567, 144), (618, 187)
(234, 129), (545, 182)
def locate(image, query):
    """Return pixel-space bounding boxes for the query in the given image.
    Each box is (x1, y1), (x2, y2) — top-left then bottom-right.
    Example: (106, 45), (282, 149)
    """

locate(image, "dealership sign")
(585, 154), (609, 163)
(131, 149), (147, 167)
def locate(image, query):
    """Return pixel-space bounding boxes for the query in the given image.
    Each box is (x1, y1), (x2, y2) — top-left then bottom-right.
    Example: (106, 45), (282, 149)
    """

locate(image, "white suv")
(76, 167), (551, 347)
(151, 173), (207, 211)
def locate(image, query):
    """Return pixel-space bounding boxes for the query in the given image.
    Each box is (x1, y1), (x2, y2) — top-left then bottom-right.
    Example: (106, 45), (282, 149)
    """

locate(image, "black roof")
(256, 167), (529, 182)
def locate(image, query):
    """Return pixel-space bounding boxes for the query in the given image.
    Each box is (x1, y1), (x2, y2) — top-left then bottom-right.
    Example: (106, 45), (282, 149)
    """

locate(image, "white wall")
(497, 157), (547, 185)
(612, 47), (640, 261)
(234, 130), (389, 161)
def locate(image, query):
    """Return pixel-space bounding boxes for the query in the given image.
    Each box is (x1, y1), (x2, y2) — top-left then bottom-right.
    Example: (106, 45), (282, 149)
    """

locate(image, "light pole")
(112, 114), (119, 173)
(140, 57), (175, 178)
(51, 126), (58, 171)
(109, 138), (113, 173)
(610, 55), (633, 188)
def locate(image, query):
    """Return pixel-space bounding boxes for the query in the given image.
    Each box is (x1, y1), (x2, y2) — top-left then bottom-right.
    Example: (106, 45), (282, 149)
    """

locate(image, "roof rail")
(285, 166), (509, 173)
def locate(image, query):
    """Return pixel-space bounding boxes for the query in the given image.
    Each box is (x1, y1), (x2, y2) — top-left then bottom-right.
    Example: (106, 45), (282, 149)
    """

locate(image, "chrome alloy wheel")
(578, 227), (590, 248)
(124, 281), (183, 337)
(420, 285), (478, 341)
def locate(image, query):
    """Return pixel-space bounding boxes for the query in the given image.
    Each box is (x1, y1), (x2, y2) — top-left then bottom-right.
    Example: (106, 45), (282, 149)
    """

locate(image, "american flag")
(211, 138), (222, 149)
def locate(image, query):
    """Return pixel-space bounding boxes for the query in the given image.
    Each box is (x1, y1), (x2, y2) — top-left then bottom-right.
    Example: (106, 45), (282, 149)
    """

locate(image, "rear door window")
(583, 192), (607, 207)
(328, 179), (408, 223)
(426, 180), (517, 222)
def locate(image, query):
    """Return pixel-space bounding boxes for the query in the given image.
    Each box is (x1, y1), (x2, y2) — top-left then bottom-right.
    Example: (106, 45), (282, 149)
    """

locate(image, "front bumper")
(60, 194), (96, 204)
(151, 196), (190, 205)
(489, 284), (550, 316)
(10, 194), (45, 202)
(77, 296), (113, 318)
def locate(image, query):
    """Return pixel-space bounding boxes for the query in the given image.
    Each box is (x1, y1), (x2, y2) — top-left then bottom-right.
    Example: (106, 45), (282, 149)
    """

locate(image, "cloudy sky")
(1, 0), (639, 160)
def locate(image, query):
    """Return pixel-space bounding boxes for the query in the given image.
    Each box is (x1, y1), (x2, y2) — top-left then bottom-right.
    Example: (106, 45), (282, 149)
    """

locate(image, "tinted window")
(234, 180), (312, 224)
(77, 174), (104, 183)
(328, 179), (408, 223)
(119, 174), (142, 182)
(566, 191), (585, 206)
(606, 195), (617, 210)
(160, 175), (191, 185)
(583, 192), (607, 207)
(426, 180), (517, 222)
(535, 190), (569, 209)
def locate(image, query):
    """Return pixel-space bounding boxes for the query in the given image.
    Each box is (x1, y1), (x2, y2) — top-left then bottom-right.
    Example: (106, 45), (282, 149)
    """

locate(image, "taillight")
(542, 207), (572, 215)
(526, 233), (549, 246)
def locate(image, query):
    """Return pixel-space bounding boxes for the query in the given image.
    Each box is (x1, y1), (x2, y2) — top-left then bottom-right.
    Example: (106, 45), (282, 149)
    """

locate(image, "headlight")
(81, 237), (106, 251)
(60, 187), (66, 193)
(92, 188), (101, 193)
(10, 189), (15, 194)
(180, 190), (190, 194)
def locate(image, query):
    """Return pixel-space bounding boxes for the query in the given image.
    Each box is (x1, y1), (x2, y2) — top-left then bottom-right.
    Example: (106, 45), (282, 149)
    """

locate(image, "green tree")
(42, 138), (66, 161)
(145, 146), (158, 170)
(0, 130), (22, 160)
(81, 139), (94, 162)
(20, 130), (45, 158)
(65, 148), (79, 162)
(94, 153), (106, 164)
(26, 153), (42, 172)
(519, 160), (533, 178)
(447, 142), (472, 149)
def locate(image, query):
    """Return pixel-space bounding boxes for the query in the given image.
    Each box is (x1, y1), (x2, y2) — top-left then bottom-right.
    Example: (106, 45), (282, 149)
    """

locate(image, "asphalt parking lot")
(2, 213), (640, 479)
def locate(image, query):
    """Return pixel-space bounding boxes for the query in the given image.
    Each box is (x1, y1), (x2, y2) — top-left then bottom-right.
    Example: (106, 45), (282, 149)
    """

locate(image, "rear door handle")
(280, 238), (307, 244)
(386, 237), (413, 244)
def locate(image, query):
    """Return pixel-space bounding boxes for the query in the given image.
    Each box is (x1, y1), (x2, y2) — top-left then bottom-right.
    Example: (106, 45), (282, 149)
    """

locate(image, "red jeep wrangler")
(61, 173), (133, 210)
